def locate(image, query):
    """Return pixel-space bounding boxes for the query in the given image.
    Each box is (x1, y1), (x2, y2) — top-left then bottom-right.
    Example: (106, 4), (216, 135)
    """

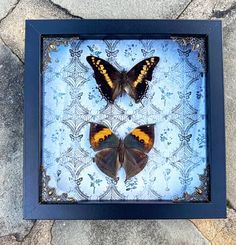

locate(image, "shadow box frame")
(23, 19), (226, 220)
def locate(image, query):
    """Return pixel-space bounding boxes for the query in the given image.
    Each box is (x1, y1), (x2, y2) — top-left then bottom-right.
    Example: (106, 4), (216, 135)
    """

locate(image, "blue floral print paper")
(42, 38), (207, 201)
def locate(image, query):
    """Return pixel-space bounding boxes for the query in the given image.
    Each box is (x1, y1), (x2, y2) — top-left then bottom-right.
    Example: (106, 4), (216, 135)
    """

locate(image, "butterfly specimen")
(89, 122), (155, 181)
(86, 56), (159, 103)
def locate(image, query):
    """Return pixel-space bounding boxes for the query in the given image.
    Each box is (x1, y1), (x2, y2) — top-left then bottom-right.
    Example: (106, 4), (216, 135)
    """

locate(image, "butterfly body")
(87, 56), (159, 103)
(90, 123), (155, 181)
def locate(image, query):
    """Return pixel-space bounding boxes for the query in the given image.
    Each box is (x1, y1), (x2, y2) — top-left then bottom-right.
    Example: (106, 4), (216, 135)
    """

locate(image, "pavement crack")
(50, 220), (55, 245)
(19, 220), (36, 244)
(0, 0), (21, 23)
(211, 222), (228, 242)
(48, 0), (83, 19)
(189, 220), (212, 243)
(227, 199), (236, 212)
(211, 2), (236, 18)
(0, 36), (24, 63)
(176, 0), (194, 19)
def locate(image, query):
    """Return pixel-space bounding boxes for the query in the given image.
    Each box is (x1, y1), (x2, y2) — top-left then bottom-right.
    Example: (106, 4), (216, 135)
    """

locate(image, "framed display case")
(24, 19), (226, 219)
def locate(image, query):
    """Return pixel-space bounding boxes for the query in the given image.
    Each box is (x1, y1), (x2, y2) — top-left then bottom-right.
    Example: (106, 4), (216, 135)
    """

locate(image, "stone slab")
(223, 6), (236, 212)
(192, 208), (236, 244)
(0, 0), (73, 61)
(51, 220), (209, 245)
(50, 0), (191, 19)
(0, 0), (18, 20)
(0, 235), (20, 245)
(22, 221), (54, 245)
(179, 0), (235, 19)
(0, 39), (33, 240)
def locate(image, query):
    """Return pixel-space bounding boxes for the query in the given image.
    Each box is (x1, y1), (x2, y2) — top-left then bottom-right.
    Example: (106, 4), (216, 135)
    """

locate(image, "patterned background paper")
(41, 38), (208, 201)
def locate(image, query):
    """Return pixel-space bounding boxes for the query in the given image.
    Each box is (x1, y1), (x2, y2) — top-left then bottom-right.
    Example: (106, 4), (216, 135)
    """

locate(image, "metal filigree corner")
(41, 165), (76, 203)
(174, 165), (210, 202)
(42, 37), (80, 72)
(171, 36), (207, 72)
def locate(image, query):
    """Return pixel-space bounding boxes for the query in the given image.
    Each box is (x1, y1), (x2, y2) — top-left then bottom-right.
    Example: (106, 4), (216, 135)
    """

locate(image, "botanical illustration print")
(42, 38), (207, 201)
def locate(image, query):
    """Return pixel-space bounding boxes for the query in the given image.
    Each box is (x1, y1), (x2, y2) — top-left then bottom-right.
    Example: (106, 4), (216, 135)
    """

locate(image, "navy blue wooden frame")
(24, 19), (226, 219)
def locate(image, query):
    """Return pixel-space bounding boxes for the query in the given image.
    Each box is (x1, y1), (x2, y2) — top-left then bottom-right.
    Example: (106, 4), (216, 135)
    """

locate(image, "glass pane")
(41, 37), (208, 202)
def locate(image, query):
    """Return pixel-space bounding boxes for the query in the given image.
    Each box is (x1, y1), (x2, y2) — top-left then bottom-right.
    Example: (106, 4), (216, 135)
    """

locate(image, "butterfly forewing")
(126, 57), (159, 102)
(124, 124), (155, 152)
(90, 123), (119, 151)
(86, 56), (122, 103)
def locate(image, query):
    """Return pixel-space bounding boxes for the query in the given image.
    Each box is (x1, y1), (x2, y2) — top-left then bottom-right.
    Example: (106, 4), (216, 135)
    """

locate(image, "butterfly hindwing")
(90, 123), (120, 180)
(126, 57), (159, 103)
(94, 148), (120, 180)
(90, 122), (119, 151)
(86, 56), (122, 103)
(123, 124), (155, 180)
(123, 148), (148, 180)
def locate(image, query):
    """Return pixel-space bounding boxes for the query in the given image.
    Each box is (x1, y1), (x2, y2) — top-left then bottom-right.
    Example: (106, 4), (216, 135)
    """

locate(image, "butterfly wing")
(124, 124), (155, 152)
(86, 56), (122, 103)
(125, 57), (159, 103)
(90, 123), (120, 180)
(90, 122), (119, 151)
(123, 149), (148, 180)
(94, 148), (120, 180)
(123, 124), (155, 180)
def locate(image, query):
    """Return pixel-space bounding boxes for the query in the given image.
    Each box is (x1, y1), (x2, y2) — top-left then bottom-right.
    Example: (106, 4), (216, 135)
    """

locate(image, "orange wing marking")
(131, 128), (153, 147)
(91, 128), (112, 147)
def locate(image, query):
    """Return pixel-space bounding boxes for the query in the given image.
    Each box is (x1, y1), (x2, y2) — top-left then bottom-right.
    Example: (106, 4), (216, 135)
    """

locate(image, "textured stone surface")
(192, 208), (236, 244)
(0, 0), (18, 20)
(22, 221), (54, 245)
(52, 220), (209, 245)
(179, 0), (235, 19)
(0, 0), (74, 61)
(0, 235), (20, 245)
(0, 39), (33, 239)
(50, 0), (190, 19)
(0, 0), (235, 244)
(223, 5), (236, 211)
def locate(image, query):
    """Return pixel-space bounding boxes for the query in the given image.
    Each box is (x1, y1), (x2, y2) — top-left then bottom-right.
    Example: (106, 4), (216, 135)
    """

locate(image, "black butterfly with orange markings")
(90, 122), (155, 181)
(86, 56), (160, 103)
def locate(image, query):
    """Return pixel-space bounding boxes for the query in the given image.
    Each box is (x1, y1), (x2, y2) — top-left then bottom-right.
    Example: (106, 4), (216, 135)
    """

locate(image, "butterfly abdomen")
(118, 140), (125, 163)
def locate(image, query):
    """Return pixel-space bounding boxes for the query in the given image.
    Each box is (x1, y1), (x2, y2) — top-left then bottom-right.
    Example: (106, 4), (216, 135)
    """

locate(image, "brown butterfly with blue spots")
(90, 122), (155, 181)
(86, 56), (160, 103)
